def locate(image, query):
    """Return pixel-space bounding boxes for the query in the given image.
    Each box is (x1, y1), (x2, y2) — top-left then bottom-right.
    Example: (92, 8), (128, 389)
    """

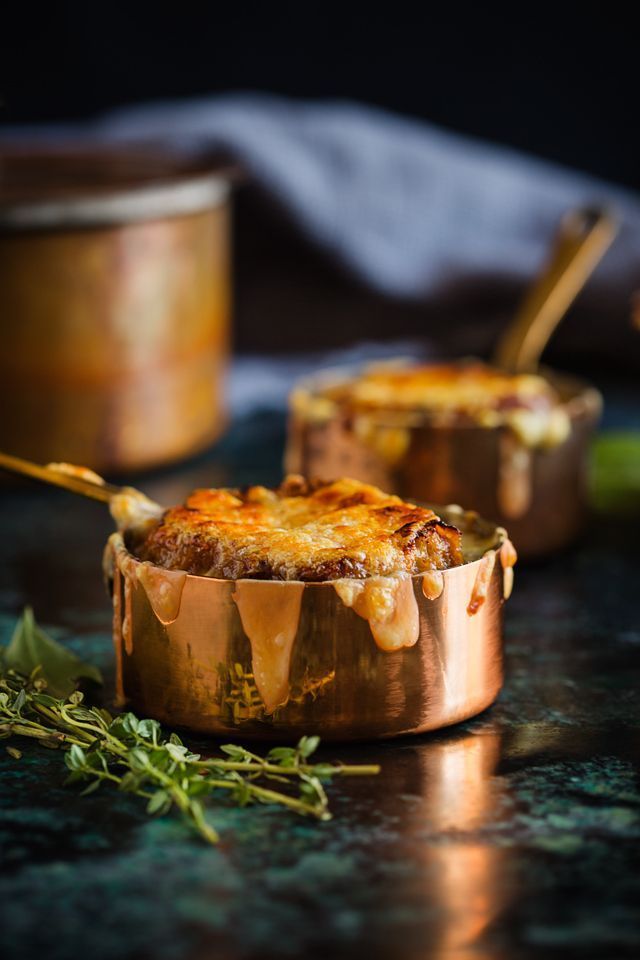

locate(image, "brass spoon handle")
(493, 206), (618, 374)
(0, 451), (121, 504)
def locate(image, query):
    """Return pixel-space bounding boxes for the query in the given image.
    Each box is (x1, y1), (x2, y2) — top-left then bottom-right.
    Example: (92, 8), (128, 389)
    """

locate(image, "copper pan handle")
(0, 451), (121, 504)
(493, 206), (618, 374)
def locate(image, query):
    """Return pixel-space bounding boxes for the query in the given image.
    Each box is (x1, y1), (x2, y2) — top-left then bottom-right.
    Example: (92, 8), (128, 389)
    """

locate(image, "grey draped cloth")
(98, 95), (638, 293)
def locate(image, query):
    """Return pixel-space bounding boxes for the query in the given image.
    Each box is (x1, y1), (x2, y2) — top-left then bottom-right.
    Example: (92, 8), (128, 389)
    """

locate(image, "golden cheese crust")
(136, 476), (463, 581)
(323, 362), (556, 413)
(299, 361), (570, 448)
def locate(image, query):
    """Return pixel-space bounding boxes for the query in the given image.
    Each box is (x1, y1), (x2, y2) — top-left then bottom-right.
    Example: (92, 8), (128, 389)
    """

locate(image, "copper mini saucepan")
(285, 365), (601, 559)
(0, 453), (515, 740)
(286, 208), (616, 558)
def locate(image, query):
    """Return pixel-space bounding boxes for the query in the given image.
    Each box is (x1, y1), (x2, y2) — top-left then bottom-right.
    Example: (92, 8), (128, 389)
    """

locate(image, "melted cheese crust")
(324, 362), (555, 412)
(136, 476), (463, 581)
(305, 361), (570, 447)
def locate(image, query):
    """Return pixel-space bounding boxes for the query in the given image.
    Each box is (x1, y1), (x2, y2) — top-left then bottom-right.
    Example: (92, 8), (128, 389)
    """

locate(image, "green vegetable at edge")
(0, 609), (379, 845)
(591, 432), (640, 514)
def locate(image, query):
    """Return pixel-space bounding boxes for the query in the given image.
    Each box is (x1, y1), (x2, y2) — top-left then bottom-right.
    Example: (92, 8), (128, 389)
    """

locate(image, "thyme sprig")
(0, 666), (379, 845)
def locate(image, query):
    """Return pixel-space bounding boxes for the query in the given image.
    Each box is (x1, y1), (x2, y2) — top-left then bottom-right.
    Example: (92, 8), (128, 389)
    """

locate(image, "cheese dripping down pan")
(0, 453), (514, 739)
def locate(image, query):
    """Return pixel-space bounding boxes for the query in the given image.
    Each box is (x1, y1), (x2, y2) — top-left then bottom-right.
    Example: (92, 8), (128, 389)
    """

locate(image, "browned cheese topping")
(135, 475), (463, 581)
(295, 361), (571, 448)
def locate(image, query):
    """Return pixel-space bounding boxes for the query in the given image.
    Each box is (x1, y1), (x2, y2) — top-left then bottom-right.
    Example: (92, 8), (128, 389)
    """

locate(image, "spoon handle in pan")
(493, 205), (618, 374)
(0, 451), (120, 503)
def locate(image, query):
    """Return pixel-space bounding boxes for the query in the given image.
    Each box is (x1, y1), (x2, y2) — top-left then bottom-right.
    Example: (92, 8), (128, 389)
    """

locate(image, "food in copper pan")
(291, 360), (571, 449)
(133, 475), (463, 581)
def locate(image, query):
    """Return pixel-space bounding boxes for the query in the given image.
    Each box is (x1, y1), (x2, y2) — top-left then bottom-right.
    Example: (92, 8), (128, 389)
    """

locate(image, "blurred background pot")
(0, 145), (233, 472)
(286, 366), (602, 558)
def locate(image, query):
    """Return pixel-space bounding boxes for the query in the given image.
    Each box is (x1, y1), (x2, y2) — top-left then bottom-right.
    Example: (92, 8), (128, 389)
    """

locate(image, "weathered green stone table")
(1, 372), (639, 960)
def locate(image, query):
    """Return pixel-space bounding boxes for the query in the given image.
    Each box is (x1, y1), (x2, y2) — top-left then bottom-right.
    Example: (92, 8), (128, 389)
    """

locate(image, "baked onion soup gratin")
(285, 359), (603, 562)
(108, 476), (512, 721)
(135, 475), (463, 581)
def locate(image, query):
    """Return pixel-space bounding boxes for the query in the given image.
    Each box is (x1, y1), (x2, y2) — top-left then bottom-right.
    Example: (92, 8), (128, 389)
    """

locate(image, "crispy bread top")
(136, 475), (463, 581)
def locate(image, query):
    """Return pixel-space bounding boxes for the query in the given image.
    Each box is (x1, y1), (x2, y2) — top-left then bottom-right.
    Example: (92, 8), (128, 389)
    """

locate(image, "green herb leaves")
(1, 607), (102, 698)
(1, 609), (380, 845)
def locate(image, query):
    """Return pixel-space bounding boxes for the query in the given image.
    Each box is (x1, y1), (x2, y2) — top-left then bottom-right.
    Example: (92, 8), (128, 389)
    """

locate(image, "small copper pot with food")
(0, 454), (516, 740)
(286, 361), (601, 558)
(286, 207), (616, 558)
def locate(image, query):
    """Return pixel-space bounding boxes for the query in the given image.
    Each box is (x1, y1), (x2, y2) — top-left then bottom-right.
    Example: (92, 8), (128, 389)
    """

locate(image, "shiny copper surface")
(108, 512), (508, 740)
(285, 367), (601, 558)
(0, 149), (231, 472)
(410, 730), (508, 957)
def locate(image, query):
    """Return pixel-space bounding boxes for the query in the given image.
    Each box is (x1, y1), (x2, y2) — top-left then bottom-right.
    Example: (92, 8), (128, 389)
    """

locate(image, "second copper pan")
(286, 367), (601, 558)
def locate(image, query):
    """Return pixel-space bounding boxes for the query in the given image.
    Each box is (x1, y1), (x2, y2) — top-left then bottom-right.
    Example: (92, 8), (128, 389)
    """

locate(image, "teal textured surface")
(1, 381), (639, 960)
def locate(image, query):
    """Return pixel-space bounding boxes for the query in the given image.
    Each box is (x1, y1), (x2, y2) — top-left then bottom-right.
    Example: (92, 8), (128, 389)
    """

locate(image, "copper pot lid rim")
(0, 140), (236, 228)
(0, 173), (230, 229)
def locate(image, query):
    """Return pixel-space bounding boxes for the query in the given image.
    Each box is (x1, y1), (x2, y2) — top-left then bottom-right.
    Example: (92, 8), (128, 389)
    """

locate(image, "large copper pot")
(0, 146), (232, 472)
(286, 366), (601, 558)
(106, 508), (511, 740)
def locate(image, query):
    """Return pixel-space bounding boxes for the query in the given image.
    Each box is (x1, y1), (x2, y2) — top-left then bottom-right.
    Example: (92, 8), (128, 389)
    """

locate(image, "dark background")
(1, 6), (638, 360)
(2, 6), (637, 188)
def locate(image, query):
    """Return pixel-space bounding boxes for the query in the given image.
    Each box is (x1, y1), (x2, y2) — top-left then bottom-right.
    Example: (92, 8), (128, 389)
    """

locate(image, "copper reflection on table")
(402, 730), (508, 960)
